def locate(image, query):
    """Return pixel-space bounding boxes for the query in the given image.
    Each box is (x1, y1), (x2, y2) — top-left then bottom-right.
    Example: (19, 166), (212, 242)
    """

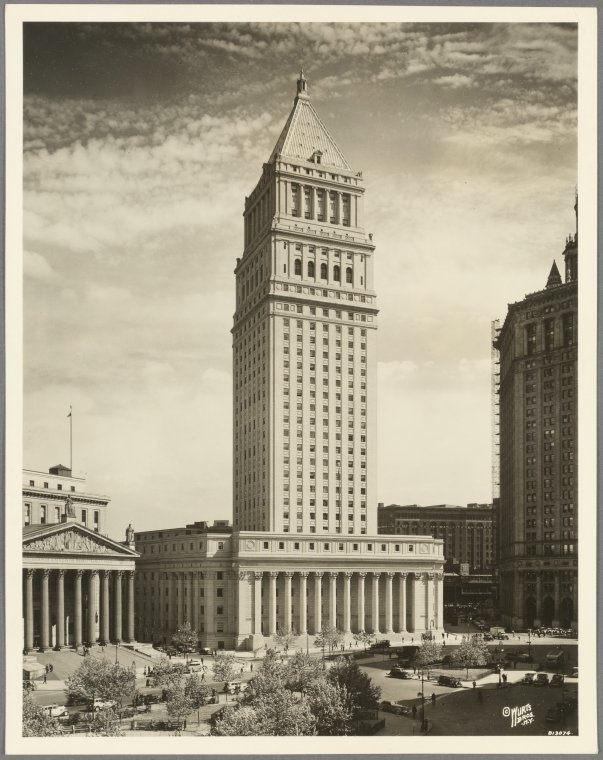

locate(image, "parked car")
(521, 672), (536, 684)
(225, 681), (245, 694)
(496, 634), (510, 640)
(483, 633), (494, 641)
(379, 700), (405, 715)
(438, 675), (462, 688)
(41, 704), (67, 718)
(91, 699), (117, 711)
(550, 674), (564, 687)
(370, 639), (391, 649)
(571, 667), (578, 679)
(199, 647), (213, 656)
(387, 667), (412, 679)
(534, 673), (549, 687)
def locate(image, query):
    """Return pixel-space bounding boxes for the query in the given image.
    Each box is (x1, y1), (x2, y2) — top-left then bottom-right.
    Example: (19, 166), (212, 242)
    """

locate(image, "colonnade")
(23, 567), (135, 652)
(243, 569), (443, 638)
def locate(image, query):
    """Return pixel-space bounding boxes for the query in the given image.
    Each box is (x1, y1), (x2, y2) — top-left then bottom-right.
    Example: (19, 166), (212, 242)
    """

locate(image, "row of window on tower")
(293, 259), (354, 283)
(290, 185), (352, 227)
(525, 313), (575, 356)
(23, 502), (100, 531)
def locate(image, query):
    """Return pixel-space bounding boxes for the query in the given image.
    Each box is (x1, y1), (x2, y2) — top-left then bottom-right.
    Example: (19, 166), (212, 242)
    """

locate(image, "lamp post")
(115, 643), (119, 664)
(527, 629), (532, 660)
(417, 670), (426, 732)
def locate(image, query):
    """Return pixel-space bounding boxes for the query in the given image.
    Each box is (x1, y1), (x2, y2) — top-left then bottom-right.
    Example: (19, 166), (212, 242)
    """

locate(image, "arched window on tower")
(346, 267), (353, 284)
(294, 259), (302, 276)
(321, 263), (328, 280)
(308, 261), (315, 278)
(334, 265), (340, 282)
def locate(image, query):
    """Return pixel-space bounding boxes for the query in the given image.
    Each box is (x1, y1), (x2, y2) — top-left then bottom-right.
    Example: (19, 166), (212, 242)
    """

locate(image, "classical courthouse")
(133, 72), (445, 650)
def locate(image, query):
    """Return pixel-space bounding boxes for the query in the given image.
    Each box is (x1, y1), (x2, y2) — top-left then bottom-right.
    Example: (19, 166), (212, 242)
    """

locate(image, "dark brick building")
(494, 198), (578, 630)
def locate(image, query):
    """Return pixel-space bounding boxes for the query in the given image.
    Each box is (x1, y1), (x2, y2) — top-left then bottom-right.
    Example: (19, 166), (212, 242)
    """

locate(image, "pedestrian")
(201, 657), (204, 666)
(431, 693), (436, 707)
(45, 664), (49, 673)
(443, 641), (446, 647)
(146, 678), (151, 687)
(43, 674), (47, 684)
(413, 665), (416, 675)
(412, 705), (417, 720)
(201, 673), (205, 681)
(240, 667), (244, 674)
(503, 673), (508, 684)
(250, 663), (253, 672)
(472, 680), (476, 690)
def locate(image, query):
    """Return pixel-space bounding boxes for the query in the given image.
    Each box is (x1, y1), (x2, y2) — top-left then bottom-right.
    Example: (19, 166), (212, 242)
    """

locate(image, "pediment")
(23, 524), (138, 557)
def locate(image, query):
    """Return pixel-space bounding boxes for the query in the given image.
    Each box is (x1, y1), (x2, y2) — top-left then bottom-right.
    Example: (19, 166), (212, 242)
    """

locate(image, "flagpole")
(69, 405), (73, 473)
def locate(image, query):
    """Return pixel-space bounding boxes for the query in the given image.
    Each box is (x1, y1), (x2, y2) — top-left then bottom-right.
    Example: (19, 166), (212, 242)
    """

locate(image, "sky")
(22, 21), (578, 538)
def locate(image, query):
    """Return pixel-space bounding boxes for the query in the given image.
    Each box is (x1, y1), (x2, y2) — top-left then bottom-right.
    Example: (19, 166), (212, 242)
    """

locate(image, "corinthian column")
(314, 572), (323, 633)
(40, 569), (50, 651)
(329, 572), (338, 629)
(398, 573), (407, 633)
(385, 572), (394, 634)
(357, 573), (366, 632)
(24, 569), (34, 652)
(299, 572), (308, 634)
(371, 573), (380, 634)
(343, 572), (352, 634)
(113, 570), (123, 643)
(56, 570), (65, 649)
(269, 572), (278, 636)
(74, 570), (83, 648)
(284, 572), (293, 630)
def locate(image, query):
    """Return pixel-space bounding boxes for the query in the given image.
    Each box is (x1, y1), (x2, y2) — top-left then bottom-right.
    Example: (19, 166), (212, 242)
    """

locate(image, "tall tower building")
(495, 197), (578, 630)
(232, 70), (378, 536)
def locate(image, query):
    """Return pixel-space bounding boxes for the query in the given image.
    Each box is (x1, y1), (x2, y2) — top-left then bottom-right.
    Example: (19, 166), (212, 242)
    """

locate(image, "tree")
(165, 683), (194, 728)
(65, 657), (135, 708)
(212, 689), (317, 736)
(150, 657), (186, 689)
(314, 624), (344, 655)
(273, 624), (297, 651)
(305, 678), (352, 736)
(452, 636), (490, 678)
(353, 631), (375, 652)
(171, 622), (198, 663)
(326, 658), (381, 719)
(286, 651), (324, 694)
(413, 641), (443, 678)
(184, 673), (210, 726)
(87, 707), (124, 737)
(23, 694), (62, 737)
(212, 650), (237, 682)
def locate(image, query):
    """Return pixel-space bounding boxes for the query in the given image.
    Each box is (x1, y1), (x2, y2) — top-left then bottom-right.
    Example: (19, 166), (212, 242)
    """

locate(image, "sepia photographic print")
(5, 4), (598, 755)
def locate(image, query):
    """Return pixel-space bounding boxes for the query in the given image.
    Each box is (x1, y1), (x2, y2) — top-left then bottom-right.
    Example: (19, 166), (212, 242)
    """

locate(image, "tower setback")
(232, 71), (378, 536)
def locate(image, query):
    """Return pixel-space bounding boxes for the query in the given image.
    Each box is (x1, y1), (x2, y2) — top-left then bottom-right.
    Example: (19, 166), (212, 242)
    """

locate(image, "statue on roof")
(126, 524), (135, 545)
(65, 494), (76, 518)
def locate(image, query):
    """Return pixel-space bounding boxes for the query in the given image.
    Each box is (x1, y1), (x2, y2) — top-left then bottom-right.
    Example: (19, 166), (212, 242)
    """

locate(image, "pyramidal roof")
(269, 70), (351, 171)
(546, 260), (562, 289)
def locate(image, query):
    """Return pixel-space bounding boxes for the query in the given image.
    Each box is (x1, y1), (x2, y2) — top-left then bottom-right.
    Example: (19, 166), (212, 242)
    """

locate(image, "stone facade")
(495, 198), (578, 630)
(22, 467), (138, 651)
(134, 72), (445, 651)
(134, 523), (444, 650)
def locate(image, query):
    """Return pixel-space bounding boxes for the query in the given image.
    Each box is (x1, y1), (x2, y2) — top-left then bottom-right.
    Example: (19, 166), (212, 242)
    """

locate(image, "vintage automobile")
(379, 700), (407, 715)
(41, 704), (67, 718)
(534, 673), (550, 687)
(438, 675), (462, 688)
(521, 672), (537, 684)
(550, 673), (564, 687)
(387, 667), (412, 679)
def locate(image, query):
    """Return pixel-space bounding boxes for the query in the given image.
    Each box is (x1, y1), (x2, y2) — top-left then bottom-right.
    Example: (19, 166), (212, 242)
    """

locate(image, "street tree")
(314, 624), (344, 654)
(165, 683), (194, 728)
(22, 694), (62, 737)
(171, 622), (198, 663)
(353, 631), (375, 652)
(150, 657), (186, 689)
(212, 650), (237, 682)
(305, 678), (352, 735)
(88, 707), (124, 736)
(413, 641), (443, 678)
(65, 657), (135, 707)
(273, 624), (297, 651)
(286, 651), (324, 694)
(184, 673), (210, 726)
(326, 658), (381, 718)
(452, 636), (490, 678)
(212, 688), (317, 736)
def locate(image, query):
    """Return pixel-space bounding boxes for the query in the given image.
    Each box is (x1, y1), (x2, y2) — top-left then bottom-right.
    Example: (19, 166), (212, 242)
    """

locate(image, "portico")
(23, 522), (138, 652)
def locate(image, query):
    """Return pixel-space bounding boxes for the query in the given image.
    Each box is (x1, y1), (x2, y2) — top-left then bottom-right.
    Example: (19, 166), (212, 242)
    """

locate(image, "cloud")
(24, 249), (57, 280)
(432, 74), (475, 89)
